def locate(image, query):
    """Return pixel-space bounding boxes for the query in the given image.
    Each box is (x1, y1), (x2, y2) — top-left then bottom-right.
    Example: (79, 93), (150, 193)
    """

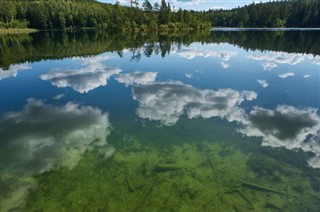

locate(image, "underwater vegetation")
(23, 132), (320, 211)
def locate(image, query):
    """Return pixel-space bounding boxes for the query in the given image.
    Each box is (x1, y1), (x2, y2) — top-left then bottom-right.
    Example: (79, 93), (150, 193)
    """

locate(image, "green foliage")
(0, 0), (318, 30)
(0, 0), (17, 23)
(159, 24), (169, 31)
(208, 0), (320, 28)
(0, 0), (211, 31)
(0, 20), (28, 29)
(142, 0), (153, 12)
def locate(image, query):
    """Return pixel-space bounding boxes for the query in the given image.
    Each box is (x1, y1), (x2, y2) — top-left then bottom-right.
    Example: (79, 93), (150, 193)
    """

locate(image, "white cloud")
(238, 105), (320, 168)
(248, 52), (305, 66)
(249, 52), (320, 67)
(0, 63), (32, 80)
(79, 55), (114, 66)
(115, 72), (157, 87)
(40, 55), (121, 93)
(41, 67), (121, 93)
(185, 0), (204, 5)
(133, 81), (256, 126)
(304, 75), (310, 78)
(257, 79), (268, 88)
(221, 62), (230, 69)
(185, 73), (193, 78)
(211, 5), (227, 10)
(278, 72), (295, 78)
(1, 98), (112, 172)
(0, 99), (113, 211)
(118, 0), (129, 3)
(262, 62), (277, 71)
(171, 0), (204, 6)
(311, 55), (320, 65)
(178, 48), (237, 61)
(53, 94), (65, 100)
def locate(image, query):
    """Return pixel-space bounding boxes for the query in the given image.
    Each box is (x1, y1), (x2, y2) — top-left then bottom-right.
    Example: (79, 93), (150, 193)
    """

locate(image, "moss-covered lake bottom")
(23, 119), (320, 211)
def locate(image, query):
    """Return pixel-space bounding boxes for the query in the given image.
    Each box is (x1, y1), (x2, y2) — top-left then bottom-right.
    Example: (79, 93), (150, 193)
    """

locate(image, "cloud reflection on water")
(133, 81), (257, 126)
(132, 81), (320, 168)
(262, 62), (277, 71)
(220, 62), (230, 69)
(40, 55), (121, 93)
(178, 48), (237, 62)
(278, 72), (295, 78)
(239, 106), (320, 168)
(0, 63), (32, 80)
(248, 52), (320, 71)
(115, 71), (158, 87)
(0, 99), (113, 211)
(257, 79), (268, 88)
(248, 52), (306, 65)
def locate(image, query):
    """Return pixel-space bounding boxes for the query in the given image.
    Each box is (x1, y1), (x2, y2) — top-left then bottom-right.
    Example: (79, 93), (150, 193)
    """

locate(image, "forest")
(0, 0), (319, 32)
(0, 0), (210, 31)
(208, 0), (320, 28)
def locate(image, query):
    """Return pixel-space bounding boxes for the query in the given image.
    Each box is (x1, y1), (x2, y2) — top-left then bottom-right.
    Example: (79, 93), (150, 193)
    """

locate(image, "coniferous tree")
(142, 0), (153, 12)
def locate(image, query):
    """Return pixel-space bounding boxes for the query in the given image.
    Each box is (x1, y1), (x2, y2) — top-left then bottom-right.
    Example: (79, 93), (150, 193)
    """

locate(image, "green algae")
(22, 131), (320, 211)
(19, 118), (320, 211)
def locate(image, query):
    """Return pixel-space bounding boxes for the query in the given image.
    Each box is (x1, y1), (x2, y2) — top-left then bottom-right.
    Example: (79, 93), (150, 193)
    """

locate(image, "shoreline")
(0, 28), (38, 35)
(0, 26), (210, 35)
(211, 27), (320, 31)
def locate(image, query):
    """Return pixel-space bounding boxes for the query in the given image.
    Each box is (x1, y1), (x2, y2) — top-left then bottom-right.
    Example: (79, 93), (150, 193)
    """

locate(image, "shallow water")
(1, 30), (320, 211)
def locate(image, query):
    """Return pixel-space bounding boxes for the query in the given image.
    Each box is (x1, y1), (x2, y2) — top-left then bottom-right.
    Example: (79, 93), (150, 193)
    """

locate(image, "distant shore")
(0, 28), (38, 35)
(211, 27), (320, 31)
(0, 27), (209, 35)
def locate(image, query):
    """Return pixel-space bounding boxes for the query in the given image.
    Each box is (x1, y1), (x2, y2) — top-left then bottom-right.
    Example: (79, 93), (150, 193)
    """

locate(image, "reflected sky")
(40, 55), (121, 93)
(257, 79), (268, 88)
(1, 31), (320, 211)
(133, 81), (256, 126)
(177, 48), (237, 61)
(239, 105), (320, 168)
(247, 52), (320, 68)
(0, 63), (32, 80)
(262, 62), (277, 71)
(1, 41), (318, 112)
(115, 71), (158, 87)
(1, 99), (112, 173)
(278, 72), (295, 78)
(0, 99), (114, 211)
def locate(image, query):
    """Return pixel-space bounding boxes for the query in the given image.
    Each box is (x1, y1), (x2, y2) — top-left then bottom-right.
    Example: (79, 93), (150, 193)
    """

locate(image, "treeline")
(0, 0), (210, 31)
(208, 0), (320, 28)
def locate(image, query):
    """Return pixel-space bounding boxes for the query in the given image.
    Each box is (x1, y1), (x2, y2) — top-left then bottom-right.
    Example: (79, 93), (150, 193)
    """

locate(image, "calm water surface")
(1, 30), (320, 211)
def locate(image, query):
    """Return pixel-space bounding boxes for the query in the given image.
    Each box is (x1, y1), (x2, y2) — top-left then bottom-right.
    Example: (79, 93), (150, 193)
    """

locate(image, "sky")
(98, 0), (272, 11)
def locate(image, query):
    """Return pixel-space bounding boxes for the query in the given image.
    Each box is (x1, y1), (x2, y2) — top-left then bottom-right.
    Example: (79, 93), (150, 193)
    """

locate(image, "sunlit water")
(1, 30), (320, 211)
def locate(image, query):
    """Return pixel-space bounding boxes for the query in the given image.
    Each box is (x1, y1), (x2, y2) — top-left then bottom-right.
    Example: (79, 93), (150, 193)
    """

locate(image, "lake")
(1, 29), (320, 211)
